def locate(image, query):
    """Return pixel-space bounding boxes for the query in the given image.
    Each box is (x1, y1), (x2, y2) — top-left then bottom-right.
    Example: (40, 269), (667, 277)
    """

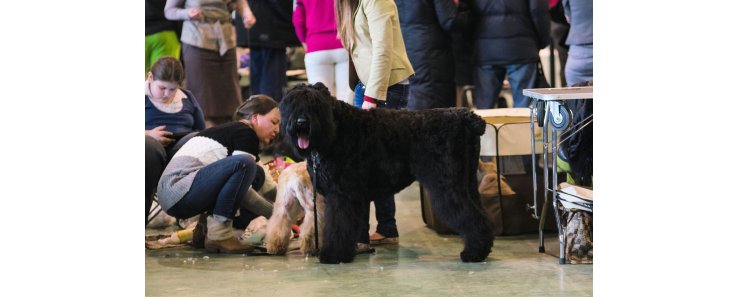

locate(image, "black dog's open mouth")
(297, 133), (309, 149)
(295, 116), (310, 150)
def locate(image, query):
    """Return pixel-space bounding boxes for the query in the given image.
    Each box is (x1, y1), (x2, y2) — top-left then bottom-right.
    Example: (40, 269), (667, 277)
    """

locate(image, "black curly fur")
(279, 82), (494, 264)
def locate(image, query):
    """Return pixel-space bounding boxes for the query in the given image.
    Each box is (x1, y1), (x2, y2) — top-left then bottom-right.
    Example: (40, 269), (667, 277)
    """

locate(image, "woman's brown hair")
(233, 94), (278, 122)
(149, 56), (185, 85)
(335, 0), (360, 50)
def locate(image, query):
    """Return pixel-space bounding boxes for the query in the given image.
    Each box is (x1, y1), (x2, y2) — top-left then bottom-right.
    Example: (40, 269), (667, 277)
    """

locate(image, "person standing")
(293, 0), (353, 104)
(562, 0), (592, 86)
(470, 0), (550, 108)
(145, 0), (181, 76)
(164, 0), (256, 126)
(335, 0), (415, 250)
(242, 0), (301, 102)
(396, 0), (470, 110)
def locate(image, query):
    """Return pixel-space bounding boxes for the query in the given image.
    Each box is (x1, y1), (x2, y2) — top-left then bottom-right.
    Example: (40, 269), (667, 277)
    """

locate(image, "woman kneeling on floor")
(157, 95), (281, 253)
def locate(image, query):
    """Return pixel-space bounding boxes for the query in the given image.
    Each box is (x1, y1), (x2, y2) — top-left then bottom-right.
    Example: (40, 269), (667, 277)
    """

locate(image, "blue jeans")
(353, 81), (407, 243)
(474, 62), (538, 108)
(353, 81), (409, 109)
(250, 47), (288, 101)
(167, 154), (257, 220)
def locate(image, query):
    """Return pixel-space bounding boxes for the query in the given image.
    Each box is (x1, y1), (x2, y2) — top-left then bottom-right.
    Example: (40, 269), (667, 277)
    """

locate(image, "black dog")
(279, 83), (493, 264)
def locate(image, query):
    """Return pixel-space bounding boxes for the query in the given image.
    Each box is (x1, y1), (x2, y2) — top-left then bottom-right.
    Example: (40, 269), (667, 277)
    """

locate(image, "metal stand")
(524, 86), (593, 264)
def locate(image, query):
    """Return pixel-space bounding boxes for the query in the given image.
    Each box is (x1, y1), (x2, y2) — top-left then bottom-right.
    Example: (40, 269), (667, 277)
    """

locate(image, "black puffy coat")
(397, 0), (469, 110)
(146, 0), (179, 36)
(470, 0), (550, 65)
(237, 0), (300, 48)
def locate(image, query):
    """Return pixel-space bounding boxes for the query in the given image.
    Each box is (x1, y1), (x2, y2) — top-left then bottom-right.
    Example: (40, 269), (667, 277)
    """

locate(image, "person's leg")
(372, 195), (398, 239)
(249, 47), (266, 97)
(565, 44), (593, 86)
(304, 50), (336, 96)
(167, 154), (257, 220)
(182, 44), (210, 117)
(240, 188), (273, 218)
(260, 48), (288, 101)
(368, 83), (406, 241)
(168, 154), (258, 253)
(145, 136), (167, 226)
(551, 22), (570, 87)
(214, 46), (242, 123)
(505, 62), (538, 107)
(332, 48), (353, 104)
(474, 64), (505, 109)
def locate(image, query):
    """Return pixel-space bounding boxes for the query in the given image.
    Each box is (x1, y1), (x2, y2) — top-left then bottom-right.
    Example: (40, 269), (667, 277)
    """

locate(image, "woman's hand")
(242, 12), (256, 28)
(361, 96), (378, 110)
(146, 126), (174, 146)
(238, 0), (256, 29)
(188, 8), (203, 20)
(361, 101), (377, 110)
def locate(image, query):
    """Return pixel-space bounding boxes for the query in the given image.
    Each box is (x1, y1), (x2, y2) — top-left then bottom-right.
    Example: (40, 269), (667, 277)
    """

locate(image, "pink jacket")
(292, 0), (344, 53)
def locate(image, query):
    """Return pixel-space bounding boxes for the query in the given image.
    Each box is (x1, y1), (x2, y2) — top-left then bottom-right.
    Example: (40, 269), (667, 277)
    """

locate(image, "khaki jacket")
(350, 0), (414, 101)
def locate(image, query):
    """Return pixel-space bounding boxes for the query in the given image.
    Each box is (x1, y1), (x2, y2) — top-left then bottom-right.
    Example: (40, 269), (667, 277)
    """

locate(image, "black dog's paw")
(337, 251), (356, 264)
(319, 249), (340, 264)
(318, 246), (357, 264)
(460, 249), (490, 263)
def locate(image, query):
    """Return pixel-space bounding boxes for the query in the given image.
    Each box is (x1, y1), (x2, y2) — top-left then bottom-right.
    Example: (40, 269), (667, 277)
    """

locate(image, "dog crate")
(420, 108), (557, 236)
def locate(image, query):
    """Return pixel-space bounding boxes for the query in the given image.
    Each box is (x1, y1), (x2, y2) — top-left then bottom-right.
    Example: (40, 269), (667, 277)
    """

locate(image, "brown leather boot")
(204, 215), (255, 254)
(191, 214), (207, 249)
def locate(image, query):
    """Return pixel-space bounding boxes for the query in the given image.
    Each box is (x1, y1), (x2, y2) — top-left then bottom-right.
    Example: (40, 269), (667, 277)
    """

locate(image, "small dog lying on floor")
(264, 161), (325, 255)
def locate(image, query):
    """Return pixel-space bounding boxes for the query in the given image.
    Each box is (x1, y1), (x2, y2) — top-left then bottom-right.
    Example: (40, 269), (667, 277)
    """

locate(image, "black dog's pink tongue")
(298, 136), (310, 149)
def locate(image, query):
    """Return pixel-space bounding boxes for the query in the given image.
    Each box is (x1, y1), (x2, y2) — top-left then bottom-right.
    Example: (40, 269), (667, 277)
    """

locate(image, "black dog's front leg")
(319, 194), (361, 264)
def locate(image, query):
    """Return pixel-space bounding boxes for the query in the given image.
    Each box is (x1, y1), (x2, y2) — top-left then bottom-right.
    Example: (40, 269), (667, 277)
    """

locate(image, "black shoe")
(192, 214), (207, 249)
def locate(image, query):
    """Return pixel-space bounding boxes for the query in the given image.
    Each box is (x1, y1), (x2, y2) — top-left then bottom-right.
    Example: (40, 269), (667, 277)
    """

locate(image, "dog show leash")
(310, 151), (320, 256)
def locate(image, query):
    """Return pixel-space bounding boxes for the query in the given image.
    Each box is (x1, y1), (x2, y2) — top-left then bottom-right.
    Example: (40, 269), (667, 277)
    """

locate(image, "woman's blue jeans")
(167, 154), (257, 220)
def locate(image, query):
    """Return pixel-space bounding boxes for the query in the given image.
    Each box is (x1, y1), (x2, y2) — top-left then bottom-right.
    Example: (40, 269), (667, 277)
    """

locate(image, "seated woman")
(145, 56), (205, 226)
(157, 95), (281, 253)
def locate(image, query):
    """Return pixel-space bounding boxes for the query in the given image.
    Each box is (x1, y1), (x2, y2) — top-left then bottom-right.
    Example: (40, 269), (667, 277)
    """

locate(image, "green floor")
(145, 182), (592, 296)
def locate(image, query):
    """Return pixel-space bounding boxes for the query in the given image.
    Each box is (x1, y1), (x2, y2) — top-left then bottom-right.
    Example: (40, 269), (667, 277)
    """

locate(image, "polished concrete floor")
(145, 182), (592, 296)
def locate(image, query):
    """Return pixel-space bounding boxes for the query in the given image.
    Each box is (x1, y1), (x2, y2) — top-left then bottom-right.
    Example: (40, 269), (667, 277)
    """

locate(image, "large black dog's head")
(279, 83), (337, 157)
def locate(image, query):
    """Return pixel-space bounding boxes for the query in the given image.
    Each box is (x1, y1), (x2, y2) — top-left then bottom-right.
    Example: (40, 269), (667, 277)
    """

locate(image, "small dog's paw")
(265, 238), (287, 255)
(300, 236), (318, 256)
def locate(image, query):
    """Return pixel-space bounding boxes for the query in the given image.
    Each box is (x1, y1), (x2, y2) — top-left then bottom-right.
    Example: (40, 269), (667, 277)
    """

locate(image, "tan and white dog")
(264, 161), (325, 255)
